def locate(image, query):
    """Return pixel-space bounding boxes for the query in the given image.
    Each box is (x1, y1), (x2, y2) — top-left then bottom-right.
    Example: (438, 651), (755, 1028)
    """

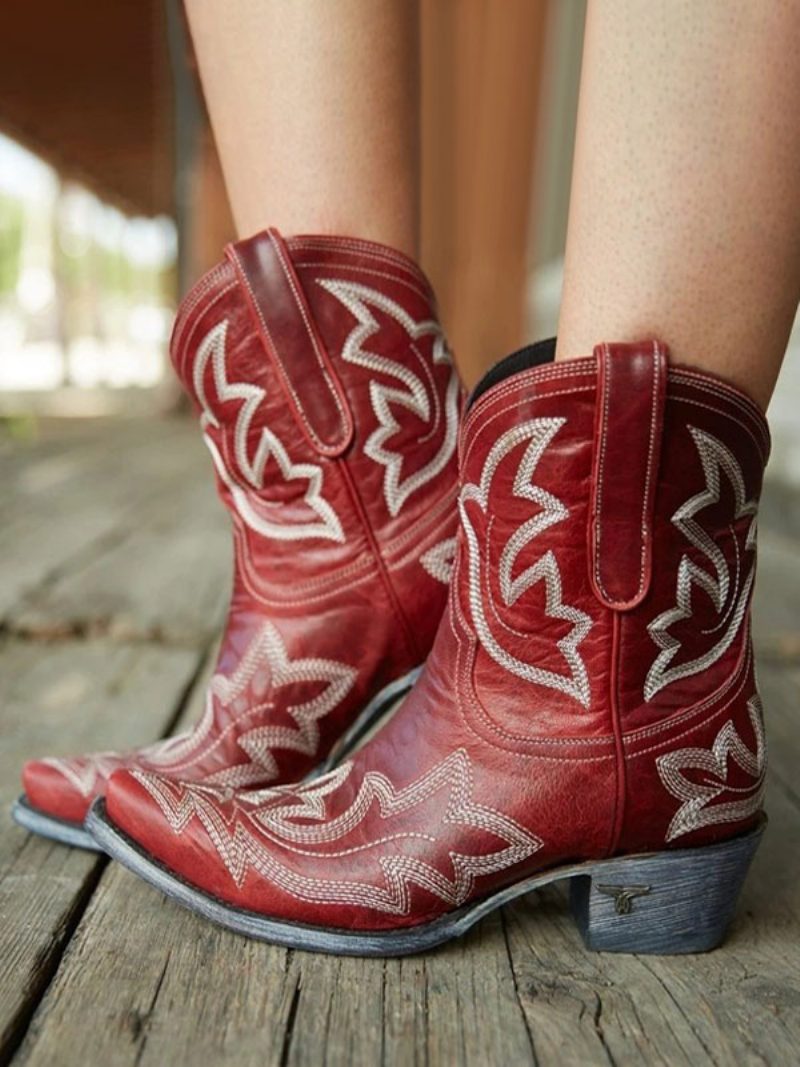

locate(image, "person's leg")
(557, 0), (800, 411)
(184, 0), (420, 257)
(16, 0), (466, 849)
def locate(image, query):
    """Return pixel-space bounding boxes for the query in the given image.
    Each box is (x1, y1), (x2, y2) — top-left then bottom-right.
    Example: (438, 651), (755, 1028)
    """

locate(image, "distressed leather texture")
(590, 340), (667, 609)
(22, 229), (461, 826)
(105, 340), (769, 933)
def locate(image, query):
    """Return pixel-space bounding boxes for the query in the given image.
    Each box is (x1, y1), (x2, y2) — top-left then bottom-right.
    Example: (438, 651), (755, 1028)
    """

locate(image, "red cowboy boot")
(91, 338), (768, 956)
(14, 228), (461, 850)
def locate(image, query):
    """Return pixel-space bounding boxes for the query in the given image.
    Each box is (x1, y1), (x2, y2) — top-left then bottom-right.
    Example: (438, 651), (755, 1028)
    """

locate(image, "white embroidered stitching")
(461, 362), (596, 437)
(631, 651), (752, 758)
(459, 417), (593, 708)
(138, 624), (356, 785)
(233, 537), (377, 609)
(291, 238), (431, 282)
(317, 279), (459, 517)
(656, 696), (766, 841)
(420, 537), (457, 584)
(215, 622), (356, 785)
(671, 370), (768, 448)
(132, 748), (543, 913)
(592, 344), (613, 598)
(297, 263), (431, 304)
(383, 487), (459, 557)
(138, 693), (216, 771)
(670, 396), (768, 467)
(387, 512), (458, 573)
(645, 426), (757, 702)
(193, 321), (344, 543)
(638, 342), (663, 589)
(460, 385), (595, 474)
(450, 555), (611, 754)
(40, 753), (124, 797)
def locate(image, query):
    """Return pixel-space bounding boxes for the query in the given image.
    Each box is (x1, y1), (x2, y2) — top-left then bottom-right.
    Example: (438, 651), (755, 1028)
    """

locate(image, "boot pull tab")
(589, 340), (668, 610)
(226, 228), (354, 457)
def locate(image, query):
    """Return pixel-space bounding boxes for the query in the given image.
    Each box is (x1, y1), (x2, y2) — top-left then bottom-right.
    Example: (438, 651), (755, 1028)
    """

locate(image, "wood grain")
(4, 420), (229, 644)
(0, 639), (202, 1064)
(420, 0), (549, 385)
(2, 419), (799, 1067)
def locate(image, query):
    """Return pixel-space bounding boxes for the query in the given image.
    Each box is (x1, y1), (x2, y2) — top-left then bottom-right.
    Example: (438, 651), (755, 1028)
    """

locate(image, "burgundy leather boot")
(91, 338), (768, 956)
(14, 228), (461, 850)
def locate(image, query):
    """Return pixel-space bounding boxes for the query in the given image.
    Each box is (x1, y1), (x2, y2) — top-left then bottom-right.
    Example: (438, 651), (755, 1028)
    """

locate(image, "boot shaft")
(456, 339), (768, 739)
(170, 228), (462, 601)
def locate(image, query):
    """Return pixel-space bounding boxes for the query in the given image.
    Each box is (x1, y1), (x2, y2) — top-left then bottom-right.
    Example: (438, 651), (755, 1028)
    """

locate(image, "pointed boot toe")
(14, 752), (128, 850)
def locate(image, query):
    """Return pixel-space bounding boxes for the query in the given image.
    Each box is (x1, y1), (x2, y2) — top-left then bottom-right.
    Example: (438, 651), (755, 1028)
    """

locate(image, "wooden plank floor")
(1, 417), (799, 1067)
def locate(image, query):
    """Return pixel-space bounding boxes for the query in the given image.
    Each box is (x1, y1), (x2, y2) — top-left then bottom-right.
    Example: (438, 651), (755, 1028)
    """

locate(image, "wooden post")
(184, 129), (235, 284)
(421, 0), (549, 386)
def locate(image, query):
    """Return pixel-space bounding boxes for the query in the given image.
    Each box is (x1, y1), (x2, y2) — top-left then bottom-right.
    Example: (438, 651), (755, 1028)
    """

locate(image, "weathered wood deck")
(1, 416), (799, 1067)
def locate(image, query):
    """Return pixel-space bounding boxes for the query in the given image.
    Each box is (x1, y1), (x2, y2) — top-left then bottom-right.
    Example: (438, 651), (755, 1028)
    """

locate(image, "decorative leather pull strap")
(590, 340), (668, 610)
(226, 228), (354, 457)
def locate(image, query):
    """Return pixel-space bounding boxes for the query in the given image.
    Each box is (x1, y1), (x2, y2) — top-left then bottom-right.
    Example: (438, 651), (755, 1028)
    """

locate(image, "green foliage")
(0, 193), (24, 295)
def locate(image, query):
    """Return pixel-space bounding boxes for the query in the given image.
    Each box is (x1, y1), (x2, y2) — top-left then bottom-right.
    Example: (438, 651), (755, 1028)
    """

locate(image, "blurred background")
(0, 0), (798, 480)
(1, 7), (798, 1060)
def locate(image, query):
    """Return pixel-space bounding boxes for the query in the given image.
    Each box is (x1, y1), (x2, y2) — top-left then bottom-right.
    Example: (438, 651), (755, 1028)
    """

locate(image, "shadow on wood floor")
(0, 417), (798, 1067)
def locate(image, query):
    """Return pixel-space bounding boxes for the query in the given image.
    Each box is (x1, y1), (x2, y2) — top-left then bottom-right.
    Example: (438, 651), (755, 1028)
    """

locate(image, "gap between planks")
(9, 662), (800, 1067)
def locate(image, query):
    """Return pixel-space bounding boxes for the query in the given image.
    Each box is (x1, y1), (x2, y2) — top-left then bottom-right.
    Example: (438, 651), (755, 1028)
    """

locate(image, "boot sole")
(86, 800), (765, 958)
(11, 667), (421, 854)
(11, 795), (101, 851)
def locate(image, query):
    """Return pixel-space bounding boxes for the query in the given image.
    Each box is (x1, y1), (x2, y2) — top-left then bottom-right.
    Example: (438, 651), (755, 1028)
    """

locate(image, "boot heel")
(569, 819), (765, 955)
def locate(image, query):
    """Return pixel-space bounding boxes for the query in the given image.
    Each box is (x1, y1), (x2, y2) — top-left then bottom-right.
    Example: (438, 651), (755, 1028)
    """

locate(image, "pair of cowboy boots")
(17, 227), (768, 957)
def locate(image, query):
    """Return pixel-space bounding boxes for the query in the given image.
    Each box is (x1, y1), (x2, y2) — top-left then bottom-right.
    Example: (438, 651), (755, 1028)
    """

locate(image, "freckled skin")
(557, 0), (800, 411)
(185, 0), (798, 407)
(184, 0), (420, 259)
